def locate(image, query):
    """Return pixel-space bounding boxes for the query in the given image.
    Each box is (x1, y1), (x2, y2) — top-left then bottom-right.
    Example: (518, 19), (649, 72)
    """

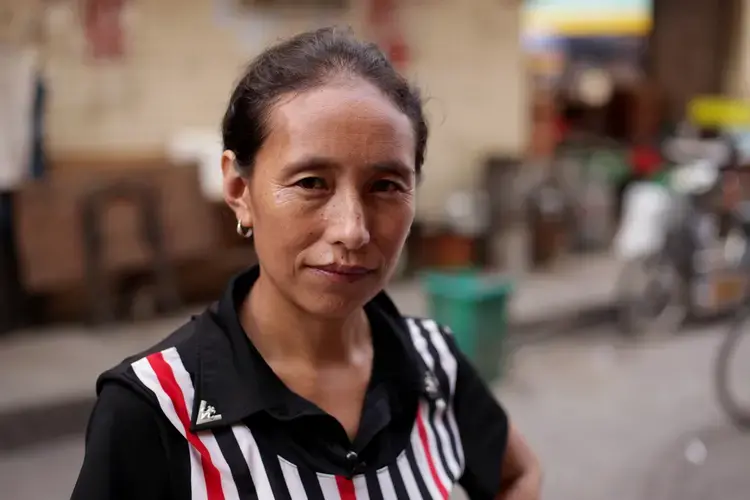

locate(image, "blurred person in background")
(613, 139), (663, 224)
(71, 27), (541, 500)
(717, 132), (746, 236)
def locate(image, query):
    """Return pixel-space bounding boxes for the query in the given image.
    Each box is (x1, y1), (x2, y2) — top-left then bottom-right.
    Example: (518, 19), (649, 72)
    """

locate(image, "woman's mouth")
(308, 264), (376, 283)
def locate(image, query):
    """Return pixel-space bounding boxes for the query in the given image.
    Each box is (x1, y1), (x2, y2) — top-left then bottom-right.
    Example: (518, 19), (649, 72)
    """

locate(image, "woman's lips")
(308, 264), (375, 283)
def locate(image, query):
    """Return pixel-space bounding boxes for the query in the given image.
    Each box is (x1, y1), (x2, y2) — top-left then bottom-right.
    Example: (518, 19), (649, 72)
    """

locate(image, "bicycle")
(715, 200), (750, 430)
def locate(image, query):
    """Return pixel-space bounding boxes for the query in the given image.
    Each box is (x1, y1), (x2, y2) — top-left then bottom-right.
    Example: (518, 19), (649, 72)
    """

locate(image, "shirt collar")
(189, 265), (429, 433)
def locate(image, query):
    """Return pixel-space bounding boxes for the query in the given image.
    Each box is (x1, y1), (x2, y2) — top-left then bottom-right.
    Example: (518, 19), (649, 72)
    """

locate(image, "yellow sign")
(524, 13), (652, 36)
(688, 97), (750, 127)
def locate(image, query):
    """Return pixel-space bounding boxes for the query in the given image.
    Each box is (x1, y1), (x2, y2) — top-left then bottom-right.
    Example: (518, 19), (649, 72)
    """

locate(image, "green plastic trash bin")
(421, 270), (513, 382)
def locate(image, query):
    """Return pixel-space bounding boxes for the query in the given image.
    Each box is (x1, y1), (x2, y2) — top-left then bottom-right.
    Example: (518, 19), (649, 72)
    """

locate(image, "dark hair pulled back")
(221, 26), (428, 176)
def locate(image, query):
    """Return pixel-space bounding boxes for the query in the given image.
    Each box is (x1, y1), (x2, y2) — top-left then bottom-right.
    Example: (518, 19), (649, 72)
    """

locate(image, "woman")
(71, 27), (541, 500)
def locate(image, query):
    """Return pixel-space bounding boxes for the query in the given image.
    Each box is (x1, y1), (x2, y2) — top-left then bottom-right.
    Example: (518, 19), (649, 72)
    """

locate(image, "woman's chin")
(297, 288), (378, 319)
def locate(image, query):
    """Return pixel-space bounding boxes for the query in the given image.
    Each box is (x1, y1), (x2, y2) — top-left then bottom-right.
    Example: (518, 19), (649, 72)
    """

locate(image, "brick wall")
(41, 0), (526, 220)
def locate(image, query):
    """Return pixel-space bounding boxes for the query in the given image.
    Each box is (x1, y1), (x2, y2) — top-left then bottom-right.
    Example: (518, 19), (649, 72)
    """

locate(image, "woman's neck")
(240, 272), (371, 367)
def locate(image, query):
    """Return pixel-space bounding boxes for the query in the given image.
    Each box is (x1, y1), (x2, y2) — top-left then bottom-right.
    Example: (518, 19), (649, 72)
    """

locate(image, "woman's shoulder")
(371, 290), (457, 350)
(402, 315), (454, 335)
(398, 315), (466, 394)
(95, 310), (213, 411)
(401, 315), (461, 356)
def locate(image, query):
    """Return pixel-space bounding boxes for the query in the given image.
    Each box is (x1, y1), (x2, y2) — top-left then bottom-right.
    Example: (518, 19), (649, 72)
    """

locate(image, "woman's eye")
(372, 179), (403, 193)
(295, 177), (327, 190)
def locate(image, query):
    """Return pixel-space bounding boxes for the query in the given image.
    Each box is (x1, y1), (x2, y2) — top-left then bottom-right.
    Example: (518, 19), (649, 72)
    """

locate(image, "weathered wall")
(724, 0), (750, 97)
(649, 0), (738, 120)
(41, 0), (526, 221)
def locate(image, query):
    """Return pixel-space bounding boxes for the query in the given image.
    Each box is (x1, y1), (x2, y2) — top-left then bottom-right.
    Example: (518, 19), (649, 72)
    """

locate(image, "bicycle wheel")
(715, 309), (750, 430)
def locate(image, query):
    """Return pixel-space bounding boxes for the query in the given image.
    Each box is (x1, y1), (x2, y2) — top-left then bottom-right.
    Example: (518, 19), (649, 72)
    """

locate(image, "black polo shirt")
(71, 266), (509, 500)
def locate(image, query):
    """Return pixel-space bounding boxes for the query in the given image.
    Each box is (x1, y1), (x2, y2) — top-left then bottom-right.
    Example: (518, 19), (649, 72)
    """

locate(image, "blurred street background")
(4, 0), (750, 499)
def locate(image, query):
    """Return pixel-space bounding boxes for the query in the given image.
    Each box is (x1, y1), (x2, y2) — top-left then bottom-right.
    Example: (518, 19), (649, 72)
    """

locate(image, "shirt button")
(345, 450), (358, 463)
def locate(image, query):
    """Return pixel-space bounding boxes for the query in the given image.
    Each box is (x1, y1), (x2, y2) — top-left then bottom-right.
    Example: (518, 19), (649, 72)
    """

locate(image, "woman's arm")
(71, 383), (170, 500)
(496, 424), (542, 500)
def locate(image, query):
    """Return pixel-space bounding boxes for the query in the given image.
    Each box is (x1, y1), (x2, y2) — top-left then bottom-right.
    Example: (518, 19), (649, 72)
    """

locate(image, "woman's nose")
(324, 195), (371, 250)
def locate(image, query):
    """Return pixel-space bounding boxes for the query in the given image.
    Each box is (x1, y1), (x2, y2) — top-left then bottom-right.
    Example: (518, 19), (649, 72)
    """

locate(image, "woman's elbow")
(498, 425), (542, 499)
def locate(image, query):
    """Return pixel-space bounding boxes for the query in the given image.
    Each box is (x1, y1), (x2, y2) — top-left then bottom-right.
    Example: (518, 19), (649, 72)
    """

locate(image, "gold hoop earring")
(236, 221), (253, 238)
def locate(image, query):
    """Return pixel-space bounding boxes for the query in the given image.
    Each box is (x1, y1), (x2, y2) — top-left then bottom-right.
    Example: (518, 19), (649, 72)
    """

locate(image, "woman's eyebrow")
(281, 158), (414, 178)
(280, 157), (337, 177)
(370, 161), (415, 178)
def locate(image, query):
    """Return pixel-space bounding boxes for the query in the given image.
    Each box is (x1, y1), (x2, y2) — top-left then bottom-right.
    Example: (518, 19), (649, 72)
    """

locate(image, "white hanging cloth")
(0, 43), (36, 191)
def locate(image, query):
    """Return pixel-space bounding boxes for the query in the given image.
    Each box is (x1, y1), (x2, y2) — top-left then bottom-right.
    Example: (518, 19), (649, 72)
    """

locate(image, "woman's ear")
(221, 150), (253, 228)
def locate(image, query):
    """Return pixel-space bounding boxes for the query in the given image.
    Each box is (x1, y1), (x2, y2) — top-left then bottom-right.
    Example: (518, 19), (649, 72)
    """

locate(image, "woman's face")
(223, 78), (417, 318)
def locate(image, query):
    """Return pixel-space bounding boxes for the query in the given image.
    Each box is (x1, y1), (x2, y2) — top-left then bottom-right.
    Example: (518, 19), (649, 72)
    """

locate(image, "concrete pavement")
(4, 322), (750, 500)
(498, 326), (750, 500)
(643, 423), (750, 500)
